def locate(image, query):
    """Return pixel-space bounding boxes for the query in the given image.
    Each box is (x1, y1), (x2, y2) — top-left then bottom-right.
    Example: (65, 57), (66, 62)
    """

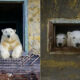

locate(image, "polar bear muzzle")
(7, 35), (10, 38)
(58, 43), (62, 47)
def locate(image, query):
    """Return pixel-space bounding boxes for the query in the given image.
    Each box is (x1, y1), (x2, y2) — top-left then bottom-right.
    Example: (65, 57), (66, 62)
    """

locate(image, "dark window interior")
(0, 3), (23, 45)
(54, 24), (80, 47)
(55, 24), (80, 34)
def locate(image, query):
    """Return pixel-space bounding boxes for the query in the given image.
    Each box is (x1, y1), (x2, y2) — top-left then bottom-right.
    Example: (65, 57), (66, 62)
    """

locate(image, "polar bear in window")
(0, 28), (22, 59)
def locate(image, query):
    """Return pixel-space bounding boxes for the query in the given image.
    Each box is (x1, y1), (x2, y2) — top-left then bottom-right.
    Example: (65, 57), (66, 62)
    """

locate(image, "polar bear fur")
(67, 30), (80, 48)
(0, 28), (22, 59)
(56, 34), (67, 47)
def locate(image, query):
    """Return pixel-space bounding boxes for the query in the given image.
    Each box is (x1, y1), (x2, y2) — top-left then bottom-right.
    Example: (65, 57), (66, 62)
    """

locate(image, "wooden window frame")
(48, 18), (80, 54)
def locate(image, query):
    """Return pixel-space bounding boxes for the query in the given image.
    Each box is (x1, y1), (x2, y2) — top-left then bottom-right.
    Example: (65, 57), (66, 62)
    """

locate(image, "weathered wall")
(41, 0), (80, 80)
(28, 0), (40, 55)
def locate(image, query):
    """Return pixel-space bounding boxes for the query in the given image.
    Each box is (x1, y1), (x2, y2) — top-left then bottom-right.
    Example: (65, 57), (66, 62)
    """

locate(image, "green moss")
(42, 60), (80, 68)
(68, 74), (80, 79)
(54, 0), (59, 12)
(69, 0), (77, 9)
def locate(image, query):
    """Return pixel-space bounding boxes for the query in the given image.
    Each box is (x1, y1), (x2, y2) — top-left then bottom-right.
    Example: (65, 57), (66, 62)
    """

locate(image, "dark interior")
(55, 24), (80, 34)
(54, 24), (80, 47)
(0, 3), (23, 45)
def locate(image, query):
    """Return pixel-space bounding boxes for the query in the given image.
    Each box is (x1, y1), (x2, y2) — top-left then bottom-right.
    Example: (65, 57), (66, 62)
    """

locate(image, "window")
(0, 1), (28, 52)
(48, 19), (80, 53)
(0, 3), (23, 44)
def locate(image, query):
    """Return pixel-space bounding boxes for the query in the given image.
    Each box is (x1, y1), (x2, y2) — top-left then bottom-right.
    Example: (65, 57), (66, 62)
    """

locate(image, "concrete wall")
(41, 0), (80, 80)
(28, 0), (40, 55)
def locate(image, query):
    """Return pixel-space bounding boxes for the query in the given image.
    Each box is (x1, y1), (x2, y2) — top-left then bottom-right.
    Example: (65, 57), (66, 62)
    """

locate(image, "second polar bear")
(67, 30), (80, 48)
(0, 28), (22, 59)
(56, 34), (67, 47)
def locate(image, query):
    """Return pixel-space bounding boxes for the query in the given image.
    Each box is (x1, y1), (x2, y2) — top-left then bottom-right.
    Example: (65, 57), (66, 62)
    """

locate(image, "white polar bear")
(0, 28), (22, 59)
(56, 34), (67, 47)
(67, 30), (80, 48)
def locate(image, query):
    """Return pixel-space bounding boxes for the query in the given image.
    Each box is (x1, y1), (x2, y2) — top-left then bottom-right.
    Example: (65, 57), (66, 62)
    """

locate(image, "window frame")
(0, 0), (28, 54)
(48, 18), (80, 54)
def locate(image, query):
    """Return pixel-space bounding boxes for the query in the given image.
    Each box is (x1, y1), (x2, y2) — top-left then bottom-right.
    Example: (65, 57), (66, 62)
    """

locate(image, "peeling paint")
(28, 0), (40, 54)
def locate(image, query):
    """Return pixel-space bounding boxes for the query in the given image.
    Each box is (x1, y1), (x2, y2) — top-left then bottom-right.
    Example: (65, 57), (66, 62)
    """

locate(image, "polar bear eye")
(73, 37), (75, 39)
(5, 31), (7, 33)
(10, 31), (12, 33)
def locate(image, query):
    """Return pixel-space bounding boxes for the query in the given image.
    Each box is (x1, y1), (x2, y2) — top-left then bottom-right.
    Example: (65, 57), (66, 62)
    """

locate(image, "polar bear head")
(1, 28), (16, 40)
(69, 31), (80, 48)
(56, 34), (67, 47)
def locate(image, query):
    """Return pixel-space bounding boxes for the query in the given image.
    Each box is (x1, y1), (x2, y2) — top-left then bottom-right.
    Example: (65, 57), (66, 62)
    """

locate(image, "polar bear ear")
(14, 29), (16, 33)
(1, 29), (4, 33)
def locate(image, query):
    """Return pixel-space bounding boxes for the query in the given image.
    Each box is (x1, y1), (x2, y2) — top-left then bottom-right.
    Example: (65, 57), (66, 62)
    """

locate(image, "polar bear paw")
(12, 45), (22, 59)
(0, 47), (10, 59)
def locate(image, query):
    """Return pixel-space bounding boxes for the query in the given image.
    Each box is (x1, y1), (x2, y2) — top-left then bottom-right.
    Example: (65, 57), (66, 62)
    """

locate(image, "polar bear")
(0, 28), (22, 59)
(67, 30), (80, 48)
(56, 34), (67, 47)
